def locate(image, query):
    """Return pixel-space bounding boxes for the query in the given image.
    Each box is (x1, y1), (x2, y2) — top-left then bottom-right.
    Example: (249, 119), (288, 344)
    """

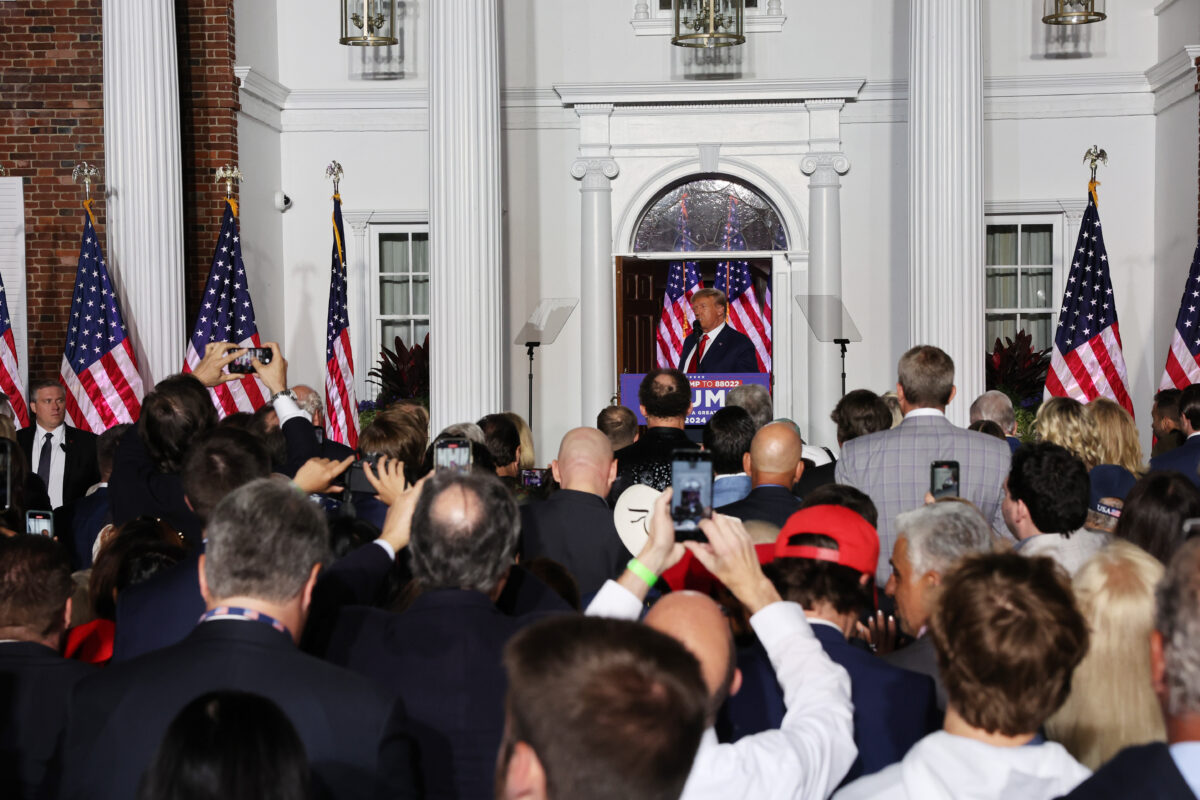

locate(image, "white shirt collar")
(904, 408), (945, 419)
(701, 321), (726, 341)
(34, 423), (65, 441)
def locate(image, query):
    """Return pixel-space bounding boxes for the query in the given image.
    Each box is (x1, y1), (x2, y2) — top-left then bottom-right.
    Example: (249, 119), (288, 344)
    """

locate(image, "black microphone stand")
(834, 338), (850, 397)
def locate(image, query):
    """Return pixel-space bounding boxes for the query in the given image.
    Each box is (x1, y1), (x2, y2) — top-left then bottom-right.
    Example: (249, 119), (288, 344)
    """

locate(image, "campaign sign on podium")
(619, 373), (771, 426)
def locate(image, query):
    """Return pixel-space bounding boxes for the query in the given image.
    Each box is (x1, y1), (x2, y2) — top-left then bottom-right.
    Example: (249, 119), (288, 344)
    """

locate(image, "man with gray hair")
(60, 477), (418, 800)
(969, 390), (1020, 453)
(728, 383), (773, 431)
(1063, 537), (1200, 798)
(328, 470), (569, 799)
(881, 501), (995, 710)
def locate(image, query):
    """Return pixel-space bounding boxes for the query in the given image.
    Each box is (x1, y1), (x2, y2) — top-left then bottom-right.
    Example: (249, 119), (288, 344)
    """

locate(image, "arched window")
(632, 175), (788, 253)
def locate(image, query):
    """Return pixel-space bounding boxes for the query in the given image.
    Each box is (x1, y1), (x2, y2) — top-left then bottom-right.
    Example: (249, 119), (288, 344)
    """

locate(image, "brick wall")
(0, 1), (105, 383)
(176, 0), (238, 330)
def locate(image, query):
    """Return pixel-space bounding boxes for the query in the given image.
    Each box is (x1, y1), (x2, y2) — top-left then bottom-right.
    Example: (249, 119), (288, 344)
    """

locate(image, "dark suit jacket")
(794, 460), (836, 497)
(1150, 436), (1200, 487)
(60, 619), (417, 800)
(283, 416), (356, 477)
(677, 324), (761, 373)
(108, 419), (203, 548)
(56, 486), (110, 570)
(883, 634), (946, 711)
(0, 641), (96, 800)
(716, 484), (803, 528)
(113, 542), (397, 663)
(519, 489), (630, 596)
(16, 425), (98, 509)
(1059, 741), (1196, 799)
(328, 589), (567, 800)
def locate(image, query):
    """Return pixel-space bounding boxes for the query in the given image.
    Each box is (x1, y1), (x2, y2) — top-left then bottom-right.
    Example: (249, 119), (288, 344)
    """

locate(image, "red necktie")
(687, 334), (709, 373)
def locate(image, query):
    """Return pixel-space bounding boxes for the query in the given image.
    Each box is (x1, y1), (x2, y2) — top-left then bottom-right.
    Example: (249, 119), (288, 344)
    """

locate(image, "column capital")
(800, 152), (850, 186)
(571, 158), (619, 189)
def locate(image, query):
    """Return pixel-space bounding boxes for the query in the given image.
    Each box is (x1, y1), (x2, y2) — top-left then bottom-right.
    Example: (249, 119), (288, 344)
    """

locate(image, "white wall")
(238, 0), (1187, 460)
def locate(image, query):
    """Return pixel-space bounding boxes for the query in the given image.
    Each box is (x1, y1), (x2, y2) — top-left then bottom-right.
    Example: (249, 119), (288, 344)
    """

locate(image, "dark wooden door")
(615, 257), (663, 377)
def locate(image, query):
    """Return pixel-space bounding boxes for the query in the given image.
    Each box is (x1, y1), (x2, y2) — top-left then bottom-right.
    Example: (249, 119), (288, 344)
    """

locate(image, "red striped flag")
(1159, 239), (1200, 390)
(60, 200), (143, 432)
(1044, 186), (1133, 415)
(325, 194), (359, 447)
(182, 200), (267, 416)
(0, 275), (29, 428)
(715, 196), (772, 372)
(656, 192), (703, 369)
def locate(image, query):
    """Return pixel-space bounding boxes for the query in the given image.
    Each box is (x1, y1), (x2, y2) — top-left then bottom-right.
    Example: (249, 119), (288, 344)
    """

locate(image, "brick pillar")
(176, 0), (238, 330)
(0, 1), (105, 382)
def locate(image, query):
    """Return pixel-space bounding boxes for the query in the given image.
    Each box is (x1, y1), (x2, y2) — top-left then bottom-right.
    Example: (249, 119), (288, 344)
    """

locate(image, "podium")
(618, 373), (770, 426)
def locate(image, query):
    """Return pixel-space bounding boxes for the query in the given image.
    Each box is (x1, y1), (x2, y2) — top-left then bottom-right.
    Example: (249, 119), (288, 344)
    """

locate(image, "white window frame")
(367, 222), (430, 403)
(983, 200), (1085, 356)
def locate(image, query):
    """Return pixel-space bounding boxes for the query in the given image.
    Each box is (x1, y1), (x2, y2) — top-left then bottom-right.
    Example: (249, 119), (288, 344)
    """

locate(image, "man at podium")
(678, 288), (762, 373)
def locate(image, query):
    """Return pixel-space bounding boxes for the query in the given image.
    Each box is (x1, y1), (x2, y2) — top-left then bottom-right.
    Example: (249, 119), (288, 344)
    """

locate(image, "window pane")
(986, 225), (1018, 265)
(412, 320), (429, 350)
(1021, 268), (1052, 309)
(633, 175), (788, 252)
(381, 319), (413, 352)
(1022, 313), (1053, 352)
(380, 275), (410, 315)
(986, 314), (1018, 348)
(1021, 224), (1053, 265)
(411, 276), (429, 315)
(379, 233), (410, 274)
(986, 268), (1017, 308)
(411, 233), (429, 273)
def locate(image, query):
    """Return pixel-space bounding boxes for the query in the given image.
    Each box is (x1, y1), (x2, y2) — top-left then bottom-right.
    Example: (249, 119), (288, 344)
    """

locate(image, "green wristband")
(626, 558), (658, 589)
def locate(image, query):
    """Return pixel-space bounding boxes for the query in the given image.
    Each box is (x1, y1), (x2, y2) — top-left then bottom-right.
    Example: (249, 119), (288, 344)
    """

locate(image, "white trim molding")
(554, 79), (865, 107)
(984, 198), (1088, 217)
(234, 67), (288, 131)
(1146, 45), (1200, 114)
(630, 15), (786, 36)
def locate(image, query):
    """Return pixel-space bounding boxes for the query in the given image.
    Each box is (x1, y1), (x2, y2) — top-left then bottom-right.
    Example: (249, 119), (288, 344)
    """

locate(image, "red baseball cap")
(774, 505), (879, 577)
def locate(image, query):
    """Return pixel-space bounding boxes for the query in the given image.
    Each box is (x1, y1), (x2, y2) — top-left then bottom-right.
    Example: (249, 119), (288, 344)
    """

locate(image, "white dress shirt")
(1015, 527), (1109, 577)
(32, 423), (66, 509)
(586, 580), (858, 800)
(682, 322), (726, 371)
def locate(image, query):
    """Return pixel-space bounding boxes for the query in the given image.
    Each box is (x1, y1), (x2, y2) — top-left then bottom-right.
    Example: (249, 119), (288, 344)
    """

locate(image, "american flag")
(325, 194), (359, 447)
(182, 200), (267, 416)
(1044, 189), (1133, 415)
(1159, 239), (1200, 390)
(60, 203), (143, 432)
(656, 193), (703, 369)
(715, 196), (772, 373)
(0, 274), (29, 428)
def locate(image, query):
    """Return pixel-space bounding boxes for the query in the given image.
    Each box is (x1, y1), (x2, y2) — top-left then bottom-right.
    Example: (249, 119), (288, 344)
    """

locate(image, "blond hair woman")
(1085, 397), (1145, 475)
(1045, 540), (1166, 768)
(1036, 397), (1103, 470)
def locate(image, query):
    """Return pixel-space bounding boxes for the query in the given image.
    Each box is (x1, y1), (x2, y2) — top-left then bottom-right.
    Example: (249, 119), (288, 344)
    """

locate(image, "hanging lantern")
(672, 0), (745, 48)
(340, 0), (398, 46)
(1041, 0), (1106, 25)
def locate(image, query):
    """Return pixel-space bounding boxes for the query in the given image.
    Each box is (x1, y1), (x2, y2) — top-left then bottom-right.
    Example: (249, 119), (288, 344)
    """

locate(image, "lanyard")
(199, 606), (291, 639)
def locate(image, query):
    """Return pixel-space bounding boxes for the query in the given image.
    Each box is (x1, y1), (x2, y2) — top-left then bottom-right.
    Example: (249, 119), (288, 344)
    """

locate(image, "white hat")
(613, 484), (661, 556)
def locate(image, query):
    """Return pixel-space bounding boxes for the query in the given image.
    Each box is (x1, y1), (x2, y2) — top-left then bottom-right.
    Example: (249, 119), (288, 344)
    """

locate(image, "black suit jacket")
(108, 419), (203, 548)
(519, 489), (630, 596)
(1059, 741), (1196, 799)
(1150, 436), (1200, 487)
(327, 589), (568, 800)
(883, 634), (946, 711)
(716, 484), (803, 528)
(60, 619), (418, 800)
(16, 425), (99, 509)
(678, 324), (761, 373)
(611, 426), (700, 498)
(56, 486), (110, 570)
(283, 416), (356, 478)
(794, 461), (836, 497)
(0, 641), (96, 800)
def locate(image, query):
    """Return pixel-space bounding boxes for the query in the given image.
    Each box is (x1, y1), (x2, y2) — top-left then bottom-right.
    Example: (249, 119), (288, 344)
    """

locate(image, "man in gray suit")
(835, 345), (1012, 585)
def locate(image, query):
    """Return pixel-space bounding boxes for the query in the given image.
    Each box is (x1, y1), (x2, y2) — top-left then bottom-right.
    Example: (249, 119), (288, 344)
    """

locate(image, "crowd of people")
(4, 321), (1200, 799)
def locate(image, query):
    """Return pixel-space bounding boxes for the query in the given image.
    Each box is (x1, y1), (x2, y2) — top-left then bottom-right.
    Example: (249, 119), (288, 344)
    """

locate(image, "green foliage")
(367, 334), (429, 409)
(985, 330), (1051, 443)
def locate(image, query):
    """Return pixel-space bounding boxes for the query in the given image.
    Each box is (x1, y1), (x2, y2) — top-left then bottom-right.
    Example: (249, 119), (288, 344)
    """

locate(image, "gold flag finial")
(325, 160), (344, 195)
(215, 165), (245, 200)
(72, 162), (99, 202)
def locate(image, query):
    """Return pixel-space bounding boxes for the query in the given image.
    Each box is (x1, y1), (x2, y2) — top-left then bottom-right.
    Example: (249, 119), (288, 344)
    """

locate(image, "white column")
(102, 0), (185, 386)
(572, 157), (619, 423)
(800, 150), (850, 450)
(428, 0), (503, 433)
(909, 0), (984, 426)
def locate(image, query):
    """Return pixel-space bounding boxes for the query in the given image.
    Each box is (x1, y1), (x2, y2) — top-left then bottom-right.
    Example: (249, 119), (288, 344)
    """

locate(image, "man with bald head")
(328, 471), (570, 799)
(715, 421), (805, 529)
(586, 507), (857, 800)
(520, 427), (630, 596)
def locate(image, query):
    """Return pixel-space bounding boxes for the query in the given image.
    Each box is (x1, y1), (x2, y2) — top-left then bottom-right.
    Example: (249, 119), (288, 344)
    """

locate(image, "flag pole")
(1083, 145), (1107, 206)
(72, 162), (99, 222)
(215, 164), (244, 217)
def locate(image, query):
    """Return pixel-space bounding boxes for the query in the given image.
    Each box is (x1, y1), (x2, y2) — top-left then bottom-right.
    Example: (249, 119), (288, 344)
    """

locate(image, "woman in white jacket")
(836, 552), (1091, 800)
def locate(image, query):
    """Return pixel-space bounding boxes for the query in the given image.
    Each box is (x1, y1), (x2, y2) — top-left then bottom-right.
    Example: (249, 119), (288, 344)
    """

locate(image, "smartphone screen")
(25, 510), (53, 537)
(435, 438), (473, 473)
(228, 347), (272, 375)
(520, 468), (547, 488)
(671, 450), (713, 540)
(931, 460), (961, 500)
